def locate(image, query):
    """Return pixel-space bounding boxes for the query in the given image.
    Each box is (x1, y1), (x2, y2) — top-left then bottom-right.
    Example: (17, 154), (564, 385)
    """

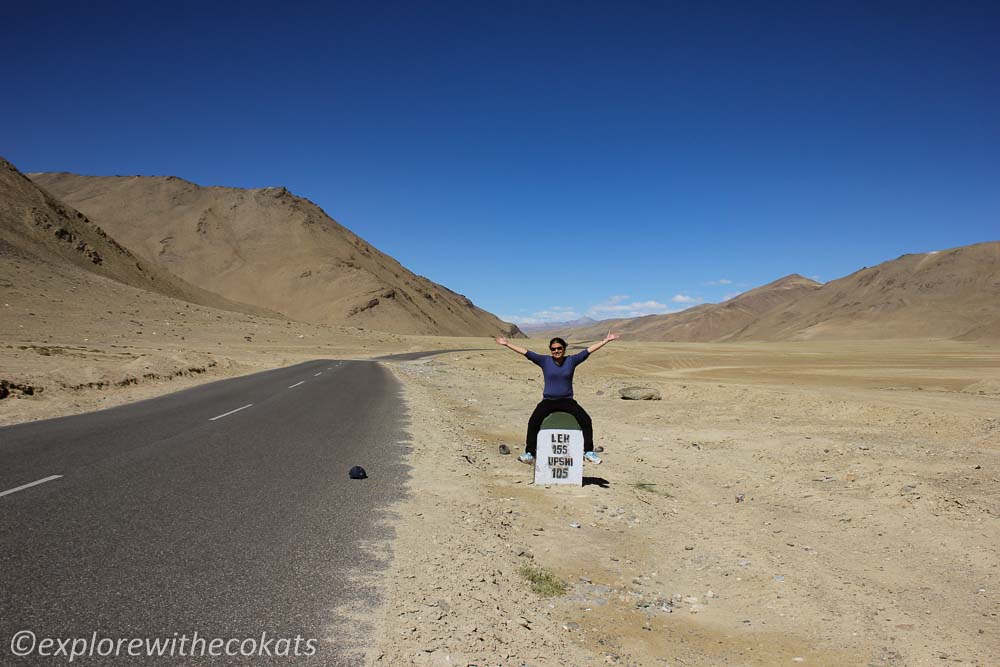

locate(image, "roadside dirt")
(369, 340), (999, 666)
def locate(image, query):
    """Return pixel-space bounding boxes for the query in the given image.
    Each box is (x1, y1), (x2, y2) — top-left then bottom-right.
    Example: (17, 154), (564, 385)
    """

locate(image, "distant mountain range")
(5, 156), (996, 343)
(519, 317), (599, 334)
(547, 244), (1000, 343)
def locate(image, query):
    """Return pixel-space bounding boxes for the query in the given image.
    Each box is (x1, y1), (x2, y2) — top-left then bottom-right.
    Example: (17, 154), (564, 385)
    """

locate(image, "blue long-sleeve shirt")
(525, 349), (590, 399)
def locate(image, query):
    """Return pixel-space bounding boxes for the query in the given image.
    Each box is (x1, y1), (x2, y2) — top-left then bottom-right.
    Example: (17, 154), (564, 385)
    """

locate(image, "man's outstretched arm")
(495, 336), (529, 356)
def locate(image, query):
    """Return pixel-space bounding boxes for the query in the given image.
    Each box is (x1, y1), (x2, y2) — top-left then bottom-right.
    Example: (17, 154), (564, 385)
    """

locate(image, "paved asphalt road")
(0, 357), (432, 665)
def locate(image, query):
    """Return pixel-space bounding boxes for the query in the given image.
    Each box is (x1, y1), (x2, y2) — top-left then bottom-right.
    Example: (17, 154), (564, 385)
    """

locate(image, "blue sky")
(4, 1), (998, 326)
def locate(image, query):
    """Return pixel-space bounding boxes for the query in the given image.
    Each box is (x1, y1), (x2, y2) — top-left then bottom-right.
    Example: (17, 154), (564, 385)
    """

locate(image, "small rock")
(706, 590), (716, 599)
(595, 445), (605, 452)
(569, 522), (581, 529)
(735, 493), (745, 503)
(562, 621), (579, 631)
(684, 545), (694, 551)
(517, 617), (531, 629)
(349, 466), (368, 479)
(498, 444), (510, 455)
(619, 386), (662, 401)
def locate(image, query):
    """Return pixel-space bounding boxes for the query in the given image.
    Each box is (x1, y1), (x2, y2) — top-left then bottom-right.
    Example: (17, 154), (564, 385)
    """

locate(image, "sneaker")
(518, 452), (535, 464)
(583, 451), (603, 465)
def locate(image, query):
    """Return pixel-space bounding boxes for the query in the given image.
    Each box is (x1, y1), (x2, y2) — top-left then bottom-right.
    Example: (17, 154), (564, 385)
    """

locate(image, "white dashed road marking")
(209, 404), (253, 421)
(0, 475), (63, 498)
(314, 372), (322, 377)
(288, 381), (305, 389)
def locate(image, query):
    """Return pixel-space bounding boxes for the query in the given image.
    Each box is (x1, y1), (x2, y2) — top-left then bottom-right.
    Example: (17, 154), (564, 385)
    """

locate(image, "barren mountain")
(554, 275), (822, 342)
(31, 172), (522, 337)
(732, 242), (1000, 341)
(0, 157), (274, 317)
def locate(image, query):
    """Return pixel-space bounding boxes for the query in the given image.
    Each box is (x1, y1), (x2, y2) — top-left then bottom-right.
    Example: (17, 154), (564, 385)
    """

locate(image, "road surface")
(0, 358), (414, 665)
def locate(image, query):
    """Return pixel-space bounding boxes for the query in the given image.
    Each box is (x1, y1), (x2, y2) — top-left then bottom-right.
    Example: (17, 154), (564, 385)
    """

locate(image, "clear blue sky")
(5, 1), (998, 325)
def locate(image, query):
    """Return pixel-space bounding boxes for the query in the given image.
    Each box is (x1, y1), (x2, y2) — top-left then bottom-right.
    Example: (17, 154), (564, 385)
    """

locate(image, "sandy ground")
(367, 339), (999, 666)
(3, 290), (998, 665)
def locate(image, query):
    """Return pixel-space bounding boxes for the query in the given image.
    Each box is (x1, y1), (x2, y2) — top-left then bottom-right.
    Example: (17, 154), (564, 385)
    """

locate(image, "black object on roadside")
(349, 466), (368, 479)
(498, 444), (510, 455)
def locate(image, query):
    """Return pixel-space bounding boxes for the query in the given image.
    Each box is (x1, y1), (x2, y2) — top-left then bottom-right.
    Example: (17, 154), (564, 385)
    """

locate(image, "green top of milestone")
(540, 411), (581, 430)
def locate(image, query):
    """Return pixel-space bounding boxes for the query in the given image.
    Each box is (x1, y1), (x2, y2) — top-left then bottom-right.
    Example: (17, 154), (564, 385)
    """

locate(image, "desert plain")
(2, 268), (997, 666)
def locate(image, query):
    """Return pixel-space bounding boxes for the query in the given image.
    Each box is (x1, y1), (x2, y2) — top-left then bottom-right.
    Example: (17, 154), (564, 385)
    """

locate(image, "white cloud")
(704, 279), (733, 286)
(586, 297), (675, 318)
(502, 308), (583, 325)
(507, 292), (707, 325)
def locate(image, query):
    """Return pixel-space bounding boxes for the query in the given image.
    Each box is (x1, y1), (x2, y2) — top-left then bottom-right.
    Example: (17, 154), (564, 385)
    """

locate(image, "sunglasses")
(549, 346), (564, 352)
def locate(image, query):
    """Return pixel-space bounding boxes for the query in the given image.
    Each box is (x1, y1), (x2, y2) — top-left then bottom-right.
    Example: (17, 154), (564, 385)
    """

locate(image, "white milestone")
(535, 427), (584, 486)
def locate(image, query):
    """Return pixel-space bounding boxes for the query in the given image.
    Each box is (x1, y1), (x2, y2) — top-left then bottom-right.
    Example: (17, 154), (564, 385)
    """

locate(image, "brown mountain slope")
(552, 275), (822, 342)
(31, 172), (521, 337)
(732, 242), (1000, 341)
(0, 157), (276, 318)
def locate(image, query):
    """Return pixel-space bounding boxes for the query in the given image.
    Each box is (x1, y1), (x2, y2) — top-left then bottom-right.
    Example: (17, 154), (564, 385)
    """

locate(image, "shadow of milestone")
(583, 477), (609, 488)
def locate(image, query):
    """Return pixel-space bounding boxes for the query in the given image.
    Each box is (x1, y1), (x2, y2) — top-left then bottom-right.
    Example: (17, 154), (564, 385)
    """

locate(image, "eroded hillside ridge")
(31, 171), (523, 337)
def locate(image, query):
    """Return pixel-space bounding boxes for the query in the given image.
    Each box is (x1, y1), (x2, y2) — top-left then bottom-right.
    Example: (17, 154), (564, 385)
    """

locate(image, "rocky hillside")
(31, 172), (522, 337)
(0, 157), (274, 317)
